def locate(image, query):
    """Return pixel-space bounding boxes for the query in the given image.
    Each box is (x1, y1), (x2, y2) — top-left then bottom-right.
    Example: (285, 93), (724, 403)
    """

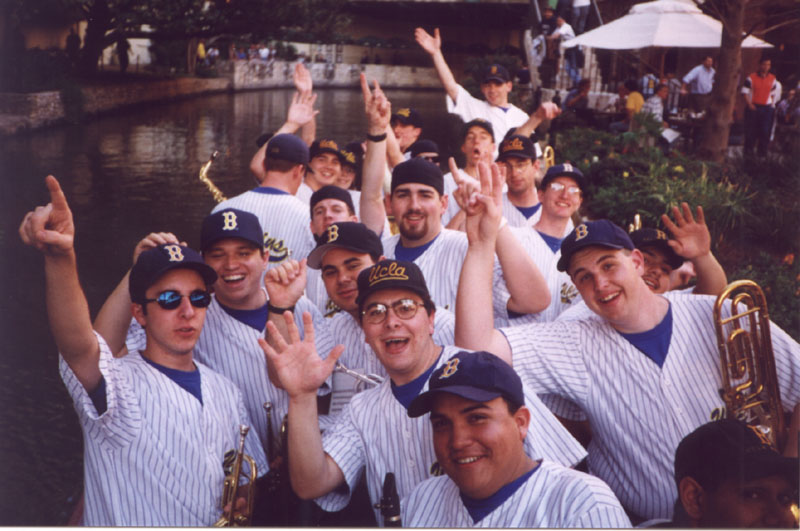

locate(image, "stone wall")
(0, 77), (230, 136)
(0, 61), (440, 136)
(228, 60), (440, 90)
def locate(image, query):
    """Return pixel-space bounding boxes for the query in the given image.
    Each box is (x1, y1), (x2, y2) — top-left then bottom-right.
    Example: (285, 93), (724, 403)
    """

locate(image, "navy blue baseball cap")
(200, 208), (264, 252)
(462, 119), (495, 143)
(540, 162), (586, 192)
(310, 139), (345, 163)
(356, 259), (431, 312)
(409, 139), (440, 158)
(482, 64), (511, 84)
(266, 134), (309, 165)
(129, 244), (217, 304)
(674, 419), (798, 491)
(630, 228), (684, 270)
(307, 222), (383, 270)
(557, 220), (635, 272)
(391, 158), (444, 196)
(391, 108), (424, 128)
(309, 185), (356, 217)
(497, 134), (539, 161)
(408, 351), (525, 418)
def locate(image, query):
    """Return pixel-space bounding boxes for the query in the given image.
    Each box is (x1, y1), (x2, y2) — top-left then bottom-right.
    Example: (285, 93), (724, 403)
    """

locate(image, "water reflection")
(0, 87), (449, 525)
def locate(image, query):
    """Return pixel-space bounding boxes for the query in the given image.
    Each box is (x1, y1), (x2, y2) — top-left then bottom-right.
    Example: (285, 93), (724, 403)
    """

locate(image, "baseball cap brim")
(307, 242), (364, 269)
(639, 241), (684, 270)
(741, 451), (799, 486)
(408, 386), (502, 418)
(557, 241), (629, 272)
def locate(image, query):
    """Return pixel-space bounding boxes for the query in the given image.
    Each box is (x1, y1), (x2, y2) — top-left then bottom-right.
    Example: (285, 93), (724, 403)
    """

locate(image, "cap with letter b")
(557, 219), (634, 272)
(129, 244), (217, 304)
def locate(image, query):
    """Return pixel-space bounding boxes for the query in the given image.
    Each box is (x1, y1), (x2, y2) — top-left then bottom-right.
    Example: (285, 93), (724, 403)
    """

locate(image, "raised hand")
(258, 311), (343, 398)
(415, 27), (442, 56)
(463, 162), (505, 246)
(661, 203), (711, 260)
(19, 175), (74, 256)
(293, 62), (313, 95)
(534, 101), (561, 121)
(264, 258), (307, 309)
(286, 91), (319, 128)
(360, 73), (391, 134)
(132, 232), (182, 264)
(448, 157), (480, 211)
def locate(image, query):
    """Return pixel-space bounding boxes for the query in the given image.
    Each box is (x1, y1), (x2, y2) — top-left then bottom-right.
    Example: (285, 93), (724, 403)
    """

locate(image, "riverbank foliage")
(553, 124), (800, 339)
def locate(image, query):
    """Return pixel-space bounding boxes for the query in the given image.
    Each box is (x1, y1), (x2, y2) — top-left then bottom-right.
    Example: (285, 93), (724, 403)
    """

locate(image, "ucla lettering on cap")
(356, 259), (431, 312)
(397, 108), (411, 117)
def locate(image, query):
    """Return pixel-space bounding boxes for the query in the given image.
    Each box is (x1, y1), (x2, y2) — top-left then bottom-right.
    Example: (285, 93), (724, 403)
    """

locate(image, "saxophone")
(199, 151), (227, 203)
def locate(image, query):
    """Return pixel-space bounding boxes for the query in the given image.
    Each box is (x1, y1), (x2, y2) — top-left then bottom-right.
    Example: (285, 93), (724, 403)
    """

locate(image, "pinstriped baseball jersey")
(447, 84), (529, 156)
(124, 294), (336, 450)
(295, 181), (314, 204)
(502, 192), (541, 228)
(501, 295), (800, 520)
(498, 226), (581, 326)
(60, 332), (268, 526)
(402, 460), (631, 527)
(326, 307), (456, 416)
(382, 229), (510, 319)
(316, 346), (587, 521)
(305, 267), (334, 315)
(213, 188), (315, 269)
(193, 294), (336, 451)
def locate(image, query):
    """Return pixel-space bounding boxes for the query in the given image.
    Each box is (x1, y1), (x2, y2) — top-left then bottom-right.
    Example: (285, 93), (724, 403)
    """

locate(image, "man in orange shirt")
(742, 57), (779, 157)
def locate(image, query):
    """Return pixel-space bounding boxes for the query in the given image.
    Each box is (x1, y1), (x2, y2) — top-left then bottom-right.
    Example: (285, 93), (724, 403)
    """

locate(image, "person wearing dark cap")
(18, 177), (268, 525)
(403, 351), (631, 527)
(390, 107), (423, 156)
(338, 143), (363, 191)
(359, 81), (551, 320)
(91, 208), (337, 483)
(415, 27), (553, 144)
(441, 119), (497, 228)
(496, 134), (547, 229)
(259, 259), (587, 525)
(297, 138), (346, 203)
(662, 419), (799, 528)
(408, 139), (440, 165)
(215, 132), (316, 268)
(455, 200), (800, 523)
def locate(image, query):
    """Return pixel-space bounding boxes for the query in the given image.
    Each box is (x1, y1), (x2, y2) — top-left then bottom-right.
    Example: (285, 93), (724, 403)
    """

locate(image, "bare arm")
(385, 124), (405, 168)
(292, 63), (317, 146)
(414, 27), (459, 103)
(512, 102), (561, 138)
(661, 203), (727, 296)
(359, 74), (391, 235)
(93, 232), (182, 355)
(496, 222), (551, 313)
(259, 312), (345, 498)
(19, 176), (101, 391)
(453, 163), (513, 362)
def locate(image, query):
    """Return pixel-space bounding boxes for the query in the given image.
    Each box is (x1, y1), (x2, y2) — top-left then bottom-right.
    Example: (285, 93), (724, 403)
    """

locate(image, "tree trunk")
(187, 37), (198, 75)
(696, 0), (747, 162)
(78, 0), (113, 76)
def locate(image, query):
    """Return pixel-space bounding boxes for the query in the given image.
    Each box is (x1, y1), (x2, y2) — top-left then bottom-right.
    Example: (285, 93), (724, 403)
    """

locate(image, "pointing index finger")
(45, 175), (69, 212)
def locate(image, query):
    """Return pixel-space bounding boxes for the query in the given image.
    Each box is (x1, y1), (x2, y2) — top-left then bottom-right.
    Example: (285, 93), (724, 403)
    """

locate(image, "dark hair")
(624, 79), (638, 92)
(502, 396), (524, 414)
(264, 157), (302, 173)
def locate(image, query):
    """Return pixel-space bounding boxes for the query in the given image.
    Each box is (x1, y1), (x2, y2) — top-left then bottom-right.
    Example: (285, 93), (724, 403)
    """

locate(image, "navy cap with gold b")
(307, 222), (383, 270)
(356, 259), (430, 311)
(201, 208), (264, 252)
(557, 220), (635, 272)
(408, 351), (525, 417)
(129, 244), (217, 305)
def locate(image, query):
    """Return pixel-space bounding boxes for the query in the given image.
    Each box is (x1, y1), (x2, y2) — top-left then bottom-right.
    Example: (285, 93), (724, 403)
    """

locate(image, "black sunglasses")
(421, 155), (440, 164)
(144, 289), (212, 310)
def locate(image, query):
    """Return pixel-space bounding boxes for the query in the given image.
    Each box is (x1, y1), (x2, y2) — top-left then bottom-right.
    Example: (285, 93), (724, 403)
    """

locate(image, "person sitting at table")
(609, 80), (643, 133)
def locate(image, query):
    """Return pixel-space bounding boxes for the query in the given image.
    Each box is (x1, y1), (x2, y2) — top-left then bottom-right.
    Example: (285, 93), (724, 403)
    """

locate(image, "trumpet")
(199, 150), (228, 203)
(214, 425), (258, 527)
(713, 280), (786, 451)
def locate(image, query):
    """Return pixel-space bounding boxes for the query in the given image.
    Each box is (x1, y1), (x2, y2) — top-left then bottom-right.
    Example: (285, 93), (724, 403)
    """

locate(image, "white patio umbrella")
(563, 0), (773, 49)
